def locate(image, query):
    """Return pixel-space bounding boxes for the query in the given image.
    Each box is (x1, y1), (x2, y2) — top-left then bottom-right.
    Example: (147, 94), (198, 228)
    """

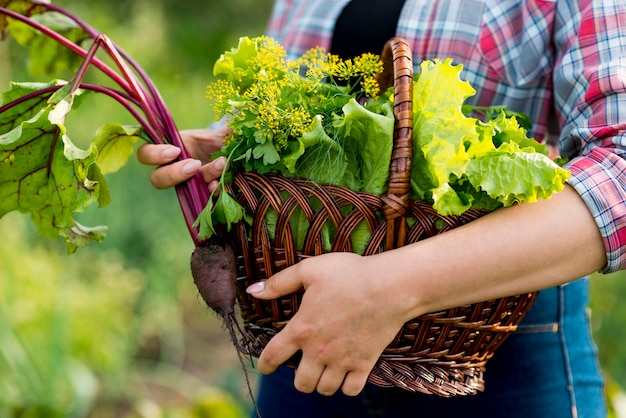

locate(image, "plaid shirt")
(267, 0), (626, 273)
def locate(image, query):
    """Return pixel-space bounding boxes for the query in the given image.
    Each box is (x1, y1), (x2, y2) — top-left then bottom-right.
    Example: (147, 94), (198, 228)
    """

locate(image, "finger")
(292, 356), (326, 394)
(245, 266), (306, 300)
(257, 330), (301, 375)
(315, 367), (347, 396)
(150, 159), (201, 189)
(207, 179), (220, 195)
(137, 143), (181, 165)
(341, 370), (370, 397)
(198, 156), (227, 184)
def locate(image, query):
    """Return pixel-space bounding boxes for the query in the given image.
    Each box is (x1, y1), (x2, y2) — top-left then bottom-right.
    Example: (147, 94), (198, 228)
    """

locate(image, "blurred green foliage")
(1, 0), (271, 416)
(1, 0), (625, 416)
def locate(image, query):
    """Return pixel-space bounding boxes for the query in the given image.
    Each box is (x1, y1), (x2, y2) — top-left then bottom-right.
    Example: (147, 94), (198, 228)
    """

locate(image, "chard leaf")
(0, 0), (49, 40)
(92, 123), (142, 175)
(1, 81), (61, 129)
(5, 9), (89, 77)
(0, 83), (105, 252)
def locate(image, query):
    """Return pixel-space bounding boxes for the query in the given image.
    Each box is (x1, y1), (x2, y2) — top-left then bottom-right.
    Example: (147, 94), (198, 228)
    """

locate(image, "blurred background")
(0, 1), (625, 417)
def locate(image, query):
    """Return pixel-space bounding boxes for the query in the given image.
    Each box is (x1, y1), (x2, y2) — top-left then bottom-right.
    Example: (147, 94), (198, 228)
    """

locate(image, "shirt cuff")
(565, 147), (626, 273)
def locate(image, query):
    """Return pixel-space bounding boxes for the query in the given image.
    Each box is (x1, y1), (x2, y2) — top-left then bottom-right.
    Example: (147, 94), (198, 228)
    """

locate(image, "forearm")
(374, 184), (607, 321)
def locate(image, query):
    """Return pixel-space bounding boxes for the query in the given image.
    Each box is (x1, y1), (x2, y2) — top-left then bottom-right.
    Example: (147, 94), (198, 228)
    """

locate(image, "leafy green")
(199, 41), (570, 249)
(0, 81), (143, 252)
(334, 99), (394, 195)
(3, 4), (89, 77)
(1, 3), (216, 249)
(199, 36), (390, 242)
(0, 0), (49, 39)
(410, 58), (569, 215)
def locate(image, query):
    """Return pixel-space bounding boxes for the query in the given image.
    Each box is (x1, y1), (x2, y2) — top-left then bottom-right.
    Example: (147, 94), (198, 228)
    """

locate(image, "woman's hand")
(246, 252), (410, 397)
(136, 126), (231, 191)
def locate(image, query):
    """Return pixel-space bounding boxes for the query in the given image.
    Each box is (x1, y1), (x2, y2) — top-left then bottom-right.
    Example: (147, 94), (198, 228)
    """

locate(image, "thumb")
(246, 267), (304, 300)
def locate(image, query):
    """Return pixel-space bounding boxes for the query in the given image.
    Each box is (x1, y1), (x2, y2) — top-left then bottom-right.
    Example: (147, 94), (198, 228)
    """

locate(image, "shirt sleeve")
(553, 0), (626, 273)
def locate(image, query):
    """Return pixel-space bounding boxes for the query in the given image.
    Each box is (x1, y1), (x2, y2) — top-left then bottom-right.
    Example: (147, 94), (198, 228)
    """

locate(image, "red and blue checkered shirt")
(266, 0), (626, 273)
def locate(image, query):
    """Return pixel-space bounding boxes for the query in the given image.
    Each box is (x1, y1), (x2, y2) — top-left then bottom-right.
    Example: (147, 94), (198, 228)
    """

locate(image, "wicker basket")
(222, 38), (538, 396)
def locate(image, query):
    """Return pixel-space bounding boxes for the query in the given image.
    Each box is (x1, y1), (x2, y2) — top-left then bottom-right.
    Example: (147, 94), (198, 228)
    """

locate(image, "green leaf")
(213, 36), (259, 91)
(409, 59), (570, 215)
(92, 123), (141, 175)
(1, 81), (61, 130)
(466, 144), (570, 207)
(0, 83), (104, 252)
(338, 98), (394, 195)
(59, 221), (108, 253)
(294, 115), (347, 186)
(487, 111), (548, 154)
(411, 58), (480, 204)
(0, 0), (50, 40)
(252, 141), (280, 166)
(194, 190), (250, 241)
(6, 10), (89, 77)
(194, 198), (217, 240)
(431, 182), (472, 216)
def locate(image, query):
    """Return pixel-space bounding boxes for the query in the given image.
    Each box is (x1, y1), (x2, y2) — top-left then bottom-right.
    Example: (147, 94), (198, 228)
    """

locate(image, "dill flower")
(205, 79), (236, 118)
(208, 35), (386, 173)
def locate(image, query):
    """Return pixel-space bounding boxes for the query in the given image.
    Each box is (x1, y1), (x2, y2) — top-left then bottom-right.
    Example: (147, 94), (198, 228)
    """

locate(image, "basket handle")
(377, 38), (414, 248)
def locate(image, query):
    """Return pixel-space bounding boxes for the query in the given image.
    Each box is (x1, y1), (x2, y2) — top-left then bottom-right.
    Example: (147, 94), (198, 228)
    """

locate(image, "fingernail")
(214, 157), (226, 172)
(182, 159), (201, 175)
(161, 146), (180, 159)
(246, 281), (265, 294)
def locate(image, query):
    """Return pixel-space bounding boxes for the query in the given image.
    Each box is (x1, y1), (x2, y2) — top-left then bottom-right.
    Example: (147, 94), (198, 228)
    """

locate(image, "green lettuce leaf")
(213, 36), (264, 92)
(337, 98), (394, 195)
(466, 142), (570, 207)
(411, 58), (479, 205)
(293, 115), (347, 186)
(410, 58), (569, 215)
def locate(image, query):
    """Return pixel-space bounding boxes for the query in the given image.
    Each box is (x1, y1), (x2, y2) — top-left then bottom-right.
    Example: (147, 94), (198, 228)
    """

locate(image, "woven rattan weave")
(222, 38), (538, 396)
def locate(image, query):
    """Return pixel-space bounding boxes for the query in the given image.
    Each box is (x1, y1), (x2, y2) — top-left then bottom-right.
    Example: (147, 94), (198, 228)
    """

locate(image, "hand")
(136, 126), (231, 191)
(246, 252), (410, 397)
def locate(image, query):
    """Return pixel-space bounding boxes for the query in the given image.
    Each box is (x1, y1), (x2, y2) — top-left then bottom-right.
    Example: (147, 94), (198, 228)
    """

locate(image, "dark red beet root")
(190, 239), (261, 417)
(190, 240), (237, 317)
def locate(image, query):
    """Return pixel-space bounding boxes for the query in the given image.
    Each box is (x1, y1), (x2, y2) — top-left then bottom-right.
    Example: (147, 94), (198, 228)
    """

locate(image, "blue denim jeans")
(254, 278), (607, 418)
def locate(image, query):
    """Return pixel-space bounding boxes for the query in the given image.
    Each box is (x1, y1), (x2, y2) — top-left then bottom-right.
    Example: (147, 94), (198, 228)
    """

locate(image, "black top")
(330, 0), (407, 59)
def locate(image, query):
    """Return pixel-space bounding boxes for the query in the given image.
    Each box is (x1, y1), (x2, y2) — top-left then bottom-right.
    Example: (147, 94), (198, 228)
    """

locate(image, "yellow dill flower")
(361, 75), (380, 97)
(251, 36), (288, 82)
(206, 79), (236, 117)
(353, 53), (384, 77)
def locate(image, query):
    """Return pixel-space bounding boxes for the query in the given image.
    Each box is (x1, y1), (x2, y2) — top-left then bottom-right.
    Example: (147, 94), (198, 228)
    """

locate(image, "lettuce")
(410, 58), (569, 215)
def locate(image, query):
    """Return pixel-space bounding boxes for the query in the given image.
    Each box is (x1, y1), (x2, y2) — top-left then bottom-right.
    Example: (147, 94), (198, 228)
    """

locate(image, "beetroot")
(190, 239), (261, 416)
